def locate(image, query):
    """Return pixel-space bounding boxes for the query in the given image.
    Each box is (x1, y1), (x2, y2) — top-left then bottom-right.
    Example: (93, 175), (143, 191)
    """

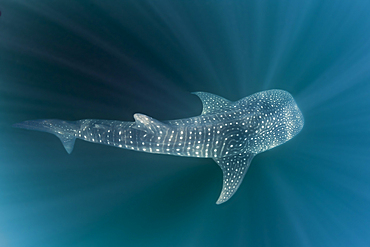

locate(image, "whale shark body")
(14, 89), (304, 204)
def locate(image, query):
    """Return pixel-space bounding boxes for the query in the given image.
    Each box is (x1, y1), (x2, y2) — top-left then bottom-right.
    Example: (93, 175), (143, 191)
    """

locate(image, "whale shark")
(13, 89), (304, 204)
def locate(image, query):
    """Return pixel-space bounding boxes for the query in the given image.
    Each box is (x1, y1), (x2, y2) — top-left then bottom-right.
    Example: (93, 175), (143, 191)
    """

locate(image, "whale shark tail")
(13, 119), (79, 154)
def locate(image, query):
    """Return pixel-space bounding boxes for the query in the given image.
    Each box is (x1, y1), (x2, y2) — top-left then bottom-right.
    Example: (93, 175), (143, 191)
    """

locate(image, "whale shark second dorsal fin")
(213, 152), (255, 204)
(133, 113), (170, 135)
(192, 92), (235, 115)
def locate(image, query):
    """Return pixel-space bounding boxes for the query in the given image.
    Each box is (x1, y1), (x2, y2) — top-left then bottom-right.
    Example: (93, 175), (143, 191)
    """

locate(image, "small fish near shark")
(13, 89), (304, 204)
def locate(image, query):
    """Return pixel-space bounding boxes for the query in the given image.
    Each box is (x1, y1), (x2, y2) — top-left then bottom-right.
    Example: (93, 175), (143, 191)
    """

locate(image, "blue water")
(1, 0), (370, 246)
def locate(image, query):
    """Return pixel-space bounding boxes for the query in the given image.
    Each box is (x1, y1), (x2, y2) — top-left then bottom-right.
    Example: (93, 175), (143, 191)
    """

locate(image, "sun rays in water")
(1, 0), (370, 246)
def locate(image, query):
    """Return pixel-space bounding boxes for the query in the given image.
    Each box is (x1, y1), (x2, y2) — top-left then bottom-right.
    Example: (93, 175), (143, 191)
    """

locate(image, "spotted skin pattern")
(13, 89), (304, 204)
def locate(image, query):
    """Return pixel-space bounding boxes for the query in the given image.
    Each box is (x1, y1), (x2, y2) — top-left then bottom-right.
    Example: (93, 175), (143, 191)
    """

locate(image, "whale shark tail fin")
(213, 153), (255, 204)
(13, 119), (79, 154)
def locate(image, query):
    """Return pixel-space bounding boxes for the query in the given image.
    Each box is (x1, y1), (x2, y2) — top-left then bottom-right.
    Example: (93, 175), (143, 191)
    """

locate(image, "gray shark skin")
(13, 89), (304, 204)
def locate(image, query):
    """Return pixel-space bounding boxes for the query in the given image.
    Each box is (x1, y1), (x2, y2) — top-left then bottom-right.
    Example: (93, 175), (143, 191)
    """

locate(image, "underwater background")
(1, 0), (370, 246)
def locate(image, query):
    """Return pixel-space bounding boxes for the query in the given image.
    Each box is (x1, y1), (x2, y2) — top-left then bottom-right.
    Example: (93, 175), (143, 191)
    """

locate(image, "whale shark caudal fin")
(13, 119), (79, 154)
(213, 153), (255, 204)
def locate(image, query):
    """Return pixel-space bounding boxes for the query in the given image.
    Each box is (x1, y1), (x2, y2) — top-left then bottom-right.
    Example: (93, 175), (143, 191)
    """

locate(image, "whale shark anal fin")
(213, 153), (255, 204)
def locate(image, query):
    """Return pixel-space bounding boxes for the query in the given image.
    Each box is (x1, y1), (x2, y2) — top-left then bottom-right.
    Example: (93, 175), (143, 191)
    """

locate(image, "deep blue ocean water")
(1, 0), (370, 246)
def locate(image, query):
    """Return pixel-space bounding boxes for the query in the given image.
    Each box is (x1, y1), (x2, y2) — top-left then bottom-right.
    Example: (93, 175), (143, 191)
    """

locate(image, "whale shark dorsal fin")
(192, 92), (235, 115)
(133, 113), (170, 135)
(213, 153), (255, 204)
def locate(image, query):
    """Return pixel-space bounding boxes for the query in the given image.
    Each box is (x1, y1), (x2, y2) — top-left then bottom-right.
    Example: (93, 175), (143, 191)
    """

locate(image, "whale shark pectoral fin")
(133, 113), (170, 135)
(191, 92), (235, 115)
(213, 153), (255, 204)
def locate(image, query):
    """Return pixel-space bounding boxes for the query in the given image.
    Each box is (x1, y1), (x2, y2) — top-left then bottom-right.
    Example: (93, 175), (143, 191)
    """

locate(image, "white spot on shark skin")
(13, 90), (304, 204)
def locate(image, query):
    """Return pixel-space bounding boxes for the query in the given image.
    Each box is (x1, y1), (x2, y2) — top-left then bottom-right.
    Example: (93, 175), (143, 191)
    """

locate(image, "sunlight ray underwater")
(1, 0), (370, 246)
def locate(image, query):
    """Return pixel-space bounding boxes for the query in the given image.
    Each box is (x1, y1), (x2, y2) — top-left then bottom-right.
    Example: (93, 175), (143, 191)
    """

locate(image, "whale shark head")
(192, 89), (304, 204)
(237, 89), (304, 154)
